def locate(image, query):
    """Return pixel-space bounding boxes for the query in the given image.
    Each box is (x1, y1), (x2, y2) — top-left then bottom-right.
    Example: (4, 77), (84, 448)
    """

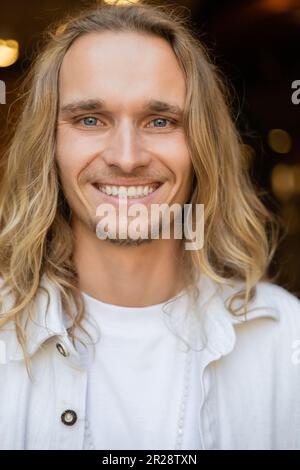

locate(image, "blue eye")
(82, 117), (98, 127)
(150, 118), (169, 128)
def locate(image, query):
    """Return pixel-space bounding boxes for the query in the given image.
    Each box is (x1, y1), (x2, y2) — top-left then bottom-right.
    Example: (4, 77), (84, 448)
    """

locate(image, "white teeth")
(118, 186), (127, 196)
(127, 186), (136, 197)
(97, 184), (159, 198)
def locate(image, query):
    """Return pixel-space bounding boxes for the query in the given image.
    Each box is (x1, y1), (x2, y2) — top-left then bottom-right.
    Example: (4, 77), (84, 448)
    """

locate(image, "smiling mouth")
(93, 183), (162, 199)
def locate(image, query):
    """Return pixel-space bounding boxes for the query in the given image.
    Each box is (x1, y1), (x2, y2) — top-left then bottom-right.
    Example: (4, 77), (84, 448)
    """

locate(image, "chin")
(95, 219), (162, 245)
(104, 237), (153, 247)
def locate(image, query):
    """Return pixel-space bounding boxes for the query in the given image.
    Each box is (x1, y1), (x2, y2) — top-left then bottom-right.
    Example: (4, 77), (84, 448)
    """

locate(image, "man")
(0, 1), (300, 450)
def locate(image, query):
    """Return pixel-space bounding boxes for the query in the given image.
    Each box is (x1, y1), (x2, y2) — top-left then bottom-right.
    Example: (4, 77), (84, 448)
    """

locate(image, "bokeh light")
(268, 129), (292, 154)
(0, 39), (19, 67)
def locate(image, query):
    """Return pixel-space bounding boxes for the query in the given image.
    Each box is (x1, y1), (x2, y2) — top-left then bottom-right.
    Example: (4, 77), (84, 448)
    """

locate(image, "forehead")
(58, 31), (186, 110)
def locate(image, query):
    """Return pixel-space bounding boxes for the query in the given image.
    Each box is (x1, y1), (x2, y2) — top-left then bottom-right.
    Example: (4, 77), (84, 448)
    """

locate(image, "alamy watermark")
(0, 340), (6, 364)
(291, 339), (300, 365)
(291, 80), (300, 105)
(0, 80), (6, 104)
(95, 197), (204, 251)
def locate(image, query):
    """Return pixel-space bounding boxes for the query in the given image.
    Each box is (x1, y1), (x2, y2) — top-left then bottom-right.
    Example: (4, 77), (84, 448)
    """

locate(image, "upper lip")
(92, 180), (162, 187)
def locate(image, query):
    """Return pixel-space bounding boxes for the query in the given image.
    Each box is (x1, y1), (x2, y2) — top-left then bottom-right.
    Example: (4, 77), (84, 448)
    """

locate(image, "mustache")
(79, 167), (169, 184)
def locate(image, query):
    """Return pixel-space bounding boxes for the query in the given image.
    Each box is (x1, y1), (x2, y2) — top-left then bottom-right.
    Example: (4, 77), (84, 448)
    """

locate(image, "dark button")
(56, 342), (69, 357)
(61, 409), (77, 426)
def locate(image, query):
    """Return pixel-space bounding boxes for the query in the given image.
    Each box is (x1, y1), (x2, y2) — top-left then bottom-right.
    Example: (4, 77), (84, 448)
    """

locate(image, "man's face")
(56, 31), (193, 244)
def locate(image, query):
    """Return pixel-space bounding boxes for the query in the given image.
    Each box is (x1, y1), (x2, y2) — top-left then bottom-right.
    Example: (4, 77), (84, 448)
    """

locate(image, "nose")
(102, 120), (151, 173)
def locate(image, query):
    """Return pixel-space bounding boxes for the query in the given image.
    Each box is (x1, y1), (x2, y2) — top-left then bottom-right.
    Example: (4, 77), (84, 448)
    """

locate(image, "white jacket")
(0, 274), (300, 450)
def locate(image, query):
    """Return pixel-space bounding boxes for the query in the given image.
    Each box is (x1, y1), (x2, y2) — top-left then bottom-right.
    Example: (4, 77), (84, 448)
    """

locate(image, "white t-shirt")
(80, 289), (202, 450)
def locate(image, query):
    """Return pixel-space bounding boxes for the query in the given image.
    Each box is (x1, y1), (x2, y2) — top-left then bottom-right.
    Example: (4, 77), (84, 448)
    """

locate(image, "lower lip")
(91, 184), (163, 206)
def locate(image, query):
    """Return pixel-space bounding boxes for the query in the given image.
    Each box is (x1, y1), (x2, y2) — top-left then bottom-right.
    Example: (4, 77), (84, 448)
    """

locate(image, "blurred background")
(0, 0), (299, 296)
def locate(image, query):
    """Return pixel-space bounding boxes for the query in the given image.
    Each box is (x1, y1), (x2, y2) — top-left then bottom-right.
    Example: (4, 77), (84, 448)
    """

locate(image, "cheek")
(160, 135), (192, 177)
(166, 137), (193, 196)
(55, 127), (94, 182)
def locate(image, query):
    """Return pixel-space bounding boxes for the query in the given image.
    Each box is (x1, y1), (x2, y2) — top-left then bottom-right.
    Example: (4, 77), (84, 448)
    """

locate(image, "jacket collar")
(1, 274), (68, 362)
(182, 274), (280, 360)
(1, 273), (280, 363)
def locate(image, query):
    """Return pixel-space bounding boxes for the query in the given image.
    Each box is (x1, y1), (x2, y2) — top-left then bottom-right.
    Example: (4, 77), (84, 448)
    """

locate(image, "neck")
(72, 219), (186, 307)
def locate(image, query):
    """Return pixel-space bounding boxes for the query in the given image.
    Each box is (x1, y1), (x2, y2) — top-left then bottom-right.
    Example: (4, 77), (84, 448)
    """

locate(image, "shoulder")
(252, 281), (300, 327)
(218, 277), (300, 325)
(221, 280), (300, 370)
(211, 280), (300, 447)
(211, 278), (300, 362)
(255, 280), (300, 304)
(214, 279), (300, 373)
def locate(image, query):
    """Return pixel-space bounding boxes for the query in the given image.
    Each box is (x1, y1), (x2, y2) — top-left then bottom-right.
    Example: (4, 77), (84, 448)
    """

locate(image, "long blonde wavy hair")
(0, 0), (280, 364)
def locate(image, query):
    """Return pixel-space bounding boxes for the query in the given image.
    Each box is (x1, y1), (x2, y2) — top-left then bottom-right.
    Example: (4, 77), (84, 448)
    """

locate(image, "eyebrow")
(59, 98), (184, 117)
